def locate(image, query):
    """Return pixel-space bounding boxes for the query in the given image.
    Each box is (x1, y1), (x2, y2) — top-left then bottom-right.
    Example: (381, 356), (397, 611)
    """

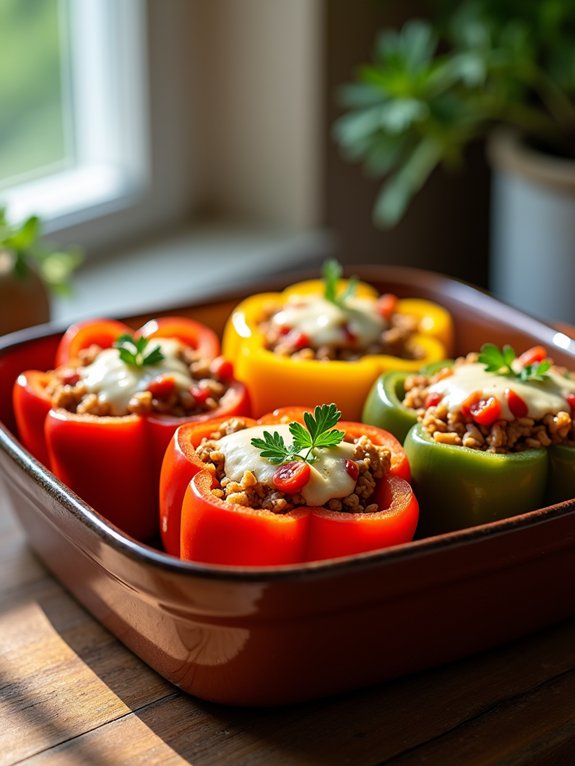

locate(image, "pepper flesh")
(222, 278), (453, 420)
(404, 423), (548, 535)
(364, 366), (575, 528)
(161, 407), (419, 564)
(362, 370), (419, 443)
(13, 317), (250, 541)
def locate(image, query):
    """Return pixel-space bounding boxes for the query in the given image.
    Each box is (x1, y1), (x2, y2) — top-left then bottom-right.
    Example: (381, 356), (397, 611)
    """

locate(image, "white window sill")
(52, 223), (334, 323)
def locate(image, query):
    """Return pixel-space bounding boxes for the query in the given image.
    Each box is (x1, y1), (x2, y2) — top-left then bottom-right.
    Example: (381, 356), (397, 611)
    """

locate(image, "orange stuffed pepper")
(222, 261), (453, 420)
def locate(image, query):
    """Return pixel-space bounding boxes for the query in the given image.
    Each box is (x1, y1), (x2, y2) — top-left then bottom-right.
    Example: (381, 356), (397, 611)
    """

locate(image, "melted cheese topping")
(428, 362), (575, 420)
(79, 338), (193, 415)
(271, 295), (386, 348)
(217, 424), (357, 506)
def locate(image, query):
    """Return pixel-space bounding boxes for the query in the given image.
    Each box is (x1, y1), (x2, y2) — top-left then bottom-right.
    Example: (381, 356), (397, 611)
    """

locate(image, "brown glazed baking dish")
(2, 266), (575, 707)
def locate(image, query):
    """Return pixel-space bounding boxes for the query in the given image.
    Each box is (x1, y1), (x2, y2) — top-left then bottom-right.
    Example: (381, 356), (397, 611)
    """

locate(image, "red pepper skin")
(181, 471), (310, 565)
(159, 415), (244, 555)
(166, 408), (419, 565)
(13, 318), (250, 543)
(12, 371), (52, 465)
(55, 316), (221, 366)
(139, 316), (221, 360)
(46, 409), (155, 540)
(55, 318), (129, 366)
(306, 474), (418, 562)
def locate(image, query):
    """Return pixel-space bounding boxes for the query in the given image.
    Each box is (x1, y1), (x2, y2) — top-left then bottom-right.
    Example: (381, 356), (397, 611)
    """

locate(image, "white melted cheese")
(217, 424), (357, 506)
(79, 338), (193, 415)
(428, 362), (575, 420)
(271, 295), (386, 348)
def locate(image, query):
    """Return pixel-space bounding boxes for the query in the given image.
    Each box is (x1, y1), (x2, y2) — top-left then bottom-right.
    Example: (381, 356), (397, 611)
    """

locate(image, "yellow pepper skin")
(222, 278), (454, 420)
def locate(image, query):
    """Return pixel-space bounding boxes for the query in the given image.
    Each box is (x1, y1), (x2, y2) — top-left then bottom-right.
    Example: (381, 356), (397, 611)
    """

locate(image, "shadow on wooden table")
(15, 579), (575, 765)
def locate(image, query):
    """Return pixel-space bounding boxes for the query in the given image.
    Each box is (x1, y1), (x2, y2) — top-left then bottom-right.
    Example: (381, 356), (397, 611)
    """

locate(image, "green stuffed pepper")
(363, 343), (575, 535)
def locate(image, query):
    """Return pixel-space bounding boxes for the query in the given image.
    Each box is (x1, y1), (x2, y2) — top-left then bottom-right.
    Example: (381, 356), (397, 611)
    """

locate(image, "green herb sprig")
(323, 259), (358, 308)
(114, 334), (165, 368)
(479, 343), (551, 382)
(251, 403), (345, 466)
(0, 205), (82, 296)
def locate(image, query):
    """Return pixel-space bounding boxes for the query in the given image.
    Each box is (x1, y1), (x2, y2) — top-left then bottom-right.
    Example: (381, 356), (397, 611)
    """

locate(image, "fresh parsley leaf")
(322, 259), (358, 308)
(251, 403), (345, 466)
(115, 334), (165, 368)
(323, 259), (342, 304)
(250, 431), (294, 464)
(478, 343), (551, 382)
(303, 403), (342, 441)
(520, 360), (551, 382)
(288, 421), (312, 449)
(478, 343), (516, 375)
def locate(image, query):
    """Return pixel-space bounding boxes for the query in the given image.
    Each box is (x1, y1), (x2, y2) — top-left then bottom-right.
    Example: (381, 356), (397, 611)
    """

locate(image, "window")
(1, 0), (148, 236)
(0, 0), (71, 186)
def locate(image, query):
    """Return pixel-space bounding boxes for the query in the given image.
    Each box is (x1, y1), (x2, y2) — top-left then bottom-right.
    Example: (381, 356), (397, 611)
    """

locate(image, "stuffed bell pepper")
(222, 260), (454, 420)
(363, 343), (575, 534)
(159, 403), (418, 564)
(13, 316), (250, 541)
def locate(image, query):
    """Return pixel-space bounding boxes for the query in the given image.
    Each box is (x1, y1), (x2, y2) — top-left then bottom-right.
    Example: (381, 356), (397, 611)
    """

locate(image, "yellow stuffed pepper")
(223, 262), (454, 420)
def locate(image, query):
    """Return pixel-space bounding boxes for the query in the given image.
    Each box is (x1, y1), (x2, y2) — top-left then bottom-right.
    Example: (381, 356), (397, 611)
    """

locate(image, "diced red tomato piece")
(342, 324), (357, 344)
(376, 293), (398, 320)
(517, 345), (548, 368)
(345, 458), (359, 480)
(566, 392), (575, 417)
(148, 375), (176, 399)
(424, 391), (443, 409)
(209, 356), (234, 381)
(273, 461), (311, 494)
(190, 385), (210, 404)
(290, 331), (310, 350)
(506, 388), (528, 418)
(60, 369), (80, 386)
(461, 391), (502, 426)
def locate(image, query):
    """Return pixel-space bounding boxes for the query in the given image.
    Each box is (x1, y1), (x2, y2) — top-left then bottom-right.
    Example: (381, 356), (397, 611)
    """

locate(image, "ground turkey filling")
(195, 418), (392, 514)
(259, 295), (423, 362)
(45, 341), (233, 417)
(403, 352), (575, 453)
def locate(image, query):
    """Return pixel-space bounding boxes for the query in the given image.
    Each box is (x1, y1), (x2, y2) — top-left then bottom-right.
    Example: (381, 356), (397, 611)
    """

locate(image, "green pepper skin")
(362, 361), (453, 443)
(404, 424), (548, 535)
(547, 444), (575, 505)
(362, 371), (417, 443)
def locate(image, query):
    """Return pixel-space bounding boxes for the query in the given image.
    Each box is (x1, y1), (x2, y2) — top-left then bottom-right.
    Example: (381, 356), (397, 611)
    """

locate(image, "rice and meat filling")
(196, 417), (391, 514)
(45, 340), (231, 418)
(258, 296), (423, 362)
(403, 352), (575, 453)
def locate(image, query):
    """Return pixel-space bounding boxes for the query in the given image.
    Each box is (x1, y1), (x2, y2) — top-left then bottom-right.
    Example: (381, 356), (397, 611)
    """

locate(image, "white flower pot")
(488, 129), (575, 325)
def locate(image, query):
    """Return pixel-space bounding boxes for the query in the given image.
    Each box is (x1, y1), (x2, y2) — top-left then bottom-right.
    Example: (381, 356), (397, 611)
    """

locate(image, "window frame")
(2, 0), (198, 257)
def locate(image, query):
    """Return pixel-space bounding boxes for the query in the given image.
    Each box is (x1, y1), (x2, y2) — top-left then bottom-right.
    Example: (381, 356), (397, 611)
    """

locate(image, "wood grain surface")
(2, 478), (575, 766)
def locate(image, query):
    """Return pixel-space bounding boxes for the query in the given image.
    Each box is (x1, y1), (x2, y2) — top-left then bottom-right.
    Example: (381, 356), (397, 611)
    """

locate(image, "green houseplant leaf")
(0, 205), (82, 295)
(333, 2), (575, 227)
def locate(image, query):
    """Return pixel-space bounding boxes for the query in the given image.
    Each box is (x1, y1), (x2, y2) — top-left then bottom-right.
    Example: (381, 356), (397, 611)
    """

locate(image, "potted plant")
(0, 206), (82, 335)
(333, 1), (575, 324)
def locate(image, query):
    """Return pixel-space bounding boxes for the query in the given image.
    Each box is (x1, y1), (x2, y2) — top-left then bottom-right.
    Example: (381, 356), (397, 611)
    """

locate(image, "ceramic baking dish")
(2, 266), (575, 707)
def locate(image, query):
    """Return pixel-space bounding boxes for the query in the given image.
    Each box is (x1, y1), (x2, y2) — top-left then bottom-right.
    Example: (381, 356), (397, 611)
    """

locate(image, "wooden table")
(2, 482), (575, 766)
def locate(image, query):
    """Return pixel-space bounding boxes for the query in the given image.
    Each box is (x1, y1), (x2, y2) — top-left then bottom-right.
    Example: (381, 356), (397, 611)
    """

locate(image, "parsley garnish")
(323, 259), (358, 308)
(251, 403), (345, 465)
(478, 343), (551, 382)
(114, 334), (165, 368)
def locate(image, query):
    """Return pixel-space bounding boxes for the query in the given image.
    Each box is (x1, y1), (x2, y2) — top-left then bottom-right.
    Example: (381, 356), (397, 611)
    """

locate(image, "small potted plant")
(333, 1), (575, 323)
(0, 206), (82, 335)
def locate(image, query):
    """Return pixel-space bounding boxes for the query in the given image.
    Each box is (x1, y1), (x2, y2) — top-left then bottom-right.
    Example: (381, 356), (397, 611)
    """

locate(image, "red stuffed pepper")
(159, 403), (418, 564)
(13, 317), (250, 541)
